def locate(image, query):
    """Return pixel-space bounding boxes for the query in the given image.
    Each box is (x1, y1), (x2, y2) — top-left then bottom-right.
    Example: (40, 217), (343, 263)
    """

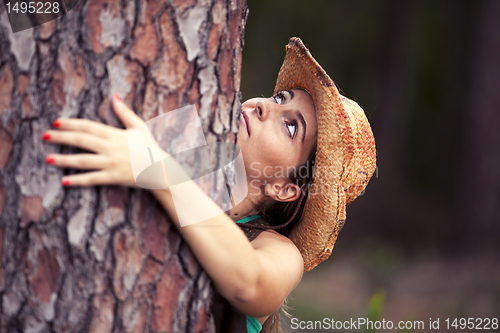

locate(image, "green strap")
(235, 214), (263, 332)
(246, 315), (263, 333)
(234, 214), (261, 224)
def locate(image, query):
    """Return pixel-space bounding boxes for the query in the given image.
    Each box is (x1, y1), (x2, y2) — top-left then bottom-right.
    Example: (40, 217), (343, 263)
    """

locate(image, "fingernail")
(62, 179), (70, 186)
(53, 120), (60, 128)
(42, 133), (51, 140)
(113, 93), (121, 101)
(46, 156), (55, 164)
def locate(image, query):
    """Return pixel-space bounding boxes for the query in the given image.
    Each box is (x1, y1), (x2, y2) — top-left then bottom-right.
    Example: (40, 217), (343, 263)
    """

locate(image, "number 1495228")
(6, 1), (60, 14)
(445, 318), (498, 330)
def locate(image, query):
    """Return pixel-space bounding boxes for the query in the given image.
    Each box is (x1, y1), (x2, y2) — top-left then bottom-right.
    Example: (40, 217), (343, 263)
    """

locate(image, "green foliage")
(365, 290), (386, 333)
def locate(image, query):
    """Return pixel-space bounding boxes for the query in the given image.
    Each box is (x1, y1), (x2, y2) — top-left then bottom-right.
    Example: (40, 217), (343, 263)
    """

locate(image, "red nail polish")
(42, 133), (51, 140)
(62, 179), (70, 186)
(114, 93), (121, 101)
(46, 156), (55, 164)
(53, 120), (60, 128)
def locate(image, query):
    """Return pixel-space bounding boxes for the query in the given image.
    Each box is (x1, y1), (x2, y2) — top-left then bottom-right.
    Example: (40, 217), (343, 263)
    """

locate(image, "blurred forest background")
(240, 0), (500, 331)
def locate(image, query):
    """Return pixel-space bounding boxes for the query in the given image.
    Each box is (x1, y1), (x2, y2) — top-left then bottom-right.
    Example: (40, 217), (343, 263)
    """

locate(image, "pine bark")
(0, 0), (248, 331)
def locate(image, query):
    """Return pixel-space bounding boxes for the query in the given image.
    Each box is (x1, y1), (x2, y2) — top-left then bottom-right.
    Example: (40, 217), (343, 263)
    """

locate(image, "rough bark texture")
(0, 0), (248, 331)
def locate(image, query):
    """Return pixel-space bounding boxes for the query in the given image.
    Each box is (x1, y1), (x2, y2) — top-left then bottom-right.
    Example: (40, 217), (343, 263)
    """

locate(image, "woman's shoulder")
(251, 223), (302, 261)
(250, 226), (304, 287)
(237, 217), (302, 265)
(251, 227), (297, 249)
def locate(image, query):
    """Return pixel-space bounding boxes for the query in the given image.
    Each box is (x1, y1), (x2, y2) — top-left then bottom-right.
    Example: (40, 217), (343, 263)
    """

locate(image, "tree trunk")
(0, 0), (248, 331)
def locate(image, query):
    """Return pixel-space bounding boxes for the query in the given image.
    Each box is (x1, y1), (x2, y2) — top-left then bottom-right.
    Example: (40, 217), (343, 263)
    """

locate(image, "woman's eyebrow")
(286, 90), (295, 100)
(296, 111), (307, 142)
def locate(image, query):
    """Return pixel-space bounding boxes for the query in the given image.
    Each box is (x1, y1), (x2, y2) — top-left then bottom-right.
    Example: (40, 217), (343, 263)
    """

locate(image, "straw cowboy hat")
(274, 37), (377, 272)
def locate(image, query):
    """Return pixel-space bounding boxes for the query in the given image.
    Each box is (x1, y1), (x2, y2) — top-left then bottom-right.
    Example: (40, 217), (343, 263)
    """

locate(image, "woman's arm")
(150, 185), (303, 317)
(43, 95), (303, 317)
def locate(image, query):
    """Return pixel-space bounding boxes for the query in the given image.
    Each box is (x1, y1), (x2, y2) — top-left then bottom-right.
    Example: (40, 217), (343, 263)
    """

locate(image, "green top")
(246, 316), (263, 333)
(234, 214), (262, 224)
(235, 214), (263, 333)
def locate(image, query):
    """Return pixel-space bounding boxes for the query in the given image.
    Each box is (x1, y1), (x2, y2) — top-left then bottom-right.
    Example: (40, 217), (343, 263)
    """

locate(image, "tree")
(0, 0), (248, 331)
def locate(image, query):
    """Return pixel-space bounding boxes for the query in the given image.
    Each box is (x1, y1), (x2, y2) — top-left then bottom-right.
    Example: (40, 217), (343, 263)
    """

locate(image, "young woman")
(42, 38), (376, 333)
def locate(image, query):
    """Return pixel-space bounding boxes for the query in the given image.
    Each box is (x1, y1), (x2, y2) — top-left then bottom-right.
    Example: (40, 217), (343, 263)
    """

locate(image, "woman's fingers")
(52, 118), (116, 139)
(112, 94), (144, 129)
(61, 171), (113, 187)
(46, 153), (109, 170)
(43, 94), (144, 188)
(43, 130), (106, 153)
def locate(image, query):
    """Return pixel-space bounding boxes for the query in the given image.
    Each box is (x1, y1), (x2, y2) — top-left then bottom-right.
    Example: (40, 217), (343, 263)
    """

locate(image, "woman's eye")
(273, 92), (285, 105)
(285, 120), (297, 139)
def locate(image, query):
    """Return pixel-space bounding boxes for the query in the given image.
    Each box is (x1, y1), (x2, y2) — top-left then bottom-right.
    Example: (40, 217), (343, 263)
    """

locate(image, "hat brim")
(274, 37), (376, 272)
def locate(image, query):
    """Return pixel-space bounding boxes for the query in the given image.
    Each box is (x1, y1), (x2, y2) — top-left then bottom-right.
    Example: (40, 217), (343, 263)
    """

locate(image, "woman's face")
(237, 89), (317, 198)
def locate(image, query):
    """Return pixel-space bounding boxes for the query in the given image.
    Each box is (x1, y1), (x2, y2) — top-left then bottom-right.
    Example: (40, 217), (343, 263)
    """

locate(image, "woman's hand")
(43, 94), (144, 188)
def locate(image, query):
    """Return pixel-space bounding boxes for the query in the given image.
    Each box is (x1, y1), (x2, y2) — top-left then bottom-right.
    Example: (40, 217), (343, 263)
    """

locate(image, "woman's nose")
(255, 99), (272, 121)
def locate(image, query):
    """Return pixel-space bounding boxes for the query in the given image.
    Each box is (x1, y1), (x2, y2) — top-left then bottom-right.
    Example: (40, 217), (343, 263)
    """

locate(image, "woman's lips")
(242, 111), (250, 136)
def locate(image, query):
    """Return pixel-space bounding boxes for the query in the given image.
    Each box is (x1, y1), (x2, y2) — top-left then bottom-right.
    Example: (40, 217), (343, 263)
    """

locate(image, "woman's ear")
(264, 181), (302, 202)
